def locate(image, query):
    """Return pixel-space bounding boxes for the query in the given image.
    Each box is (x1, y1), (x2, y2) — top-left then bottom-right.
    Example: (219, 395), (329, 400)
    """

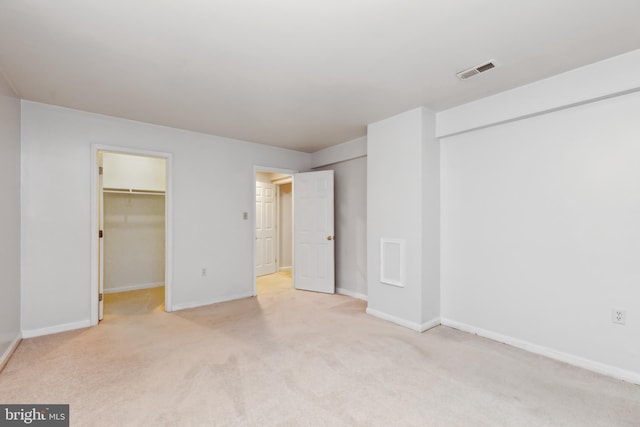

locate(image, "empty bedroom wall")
(0, 73), (21, 360)
(440, 51), (640, 382)
(20, 101), (311, 335)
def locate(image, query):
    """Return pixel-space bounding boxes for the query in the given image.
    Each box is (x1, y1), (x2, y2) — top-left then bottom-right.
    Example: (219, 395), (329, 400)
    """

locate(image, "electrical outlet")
(201, 268), (207, 277)
(612, 308), (626, 325)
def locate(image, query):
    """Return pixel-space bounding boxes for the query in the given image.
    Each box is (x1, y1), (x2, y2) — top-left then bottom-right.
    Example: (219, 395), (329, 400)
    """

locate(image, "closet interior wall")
(101, 152), (167, 294)
(103, 191), (165, 293)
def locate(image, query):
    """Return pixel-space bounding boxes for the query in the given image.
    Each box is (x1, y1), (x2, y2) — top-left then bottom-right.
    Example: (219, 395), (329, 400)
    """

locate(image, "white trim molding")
(172, 292), (254, 312)
(104, 282), (165, 294)
(420, 317), (441, 333)
(336, 287), (367, 301)
(366, 307), (440, 332)
(22, 320), (92, 339)
(441, 318), (640, 386)
(0, 334), (22, 372)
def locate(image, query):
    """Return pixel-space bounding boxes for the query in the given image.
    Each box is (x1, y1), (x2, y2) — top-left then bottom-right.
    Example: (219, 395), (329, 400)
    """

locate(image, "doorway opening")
(91, 146), (173, 325)
(253, 167), (336, 297)
(255, 168), (294, 296)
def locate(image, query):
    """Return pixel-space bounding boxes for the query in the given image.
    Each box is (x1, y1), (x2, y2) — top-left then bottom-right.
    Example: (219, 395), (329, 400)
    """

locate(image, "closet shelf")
(103, 188), (166, 196)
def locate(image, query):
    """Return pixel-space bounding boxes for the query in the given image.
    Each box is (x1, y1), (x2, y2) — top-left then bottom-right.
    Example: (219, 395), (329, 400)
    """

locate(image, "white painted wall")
(441, 91), (640, 380)
(421, 109), (440, 322)
(367, 107), (439, 329)
(102, 152), (166, 192)
(103, 193), (165, 292)
(0, 75), (21, 358)
(20, 101), (310, 333)
(311, 136), (367, 169)
(315, 157), (367, 299)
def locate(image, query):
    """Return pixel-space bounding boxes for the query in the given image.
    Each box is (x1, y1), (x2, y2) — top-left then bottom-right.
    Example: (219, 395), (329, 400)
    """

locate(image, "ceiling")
(1, 1), (639, 152)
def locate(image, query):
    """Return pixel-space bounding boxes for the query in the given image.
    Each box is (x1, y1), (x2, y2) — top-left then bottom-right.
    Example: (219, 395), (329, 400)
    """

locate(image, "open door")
(293, 170), (335, 294)
(98, 152), (104, 320)
(256, 181), (277, 276)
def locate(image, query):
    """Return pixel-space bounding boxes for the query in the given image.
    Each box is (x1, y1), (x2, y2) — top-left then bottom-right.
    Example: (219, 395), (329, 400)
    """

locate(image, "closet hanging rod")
(103, 188), (166, 196)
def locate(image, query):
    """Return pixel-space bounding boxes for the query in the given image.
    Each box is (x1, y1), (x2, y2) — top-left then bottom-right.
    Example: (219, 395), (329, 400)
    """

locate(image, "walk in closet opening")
(97, 150), (168, 320)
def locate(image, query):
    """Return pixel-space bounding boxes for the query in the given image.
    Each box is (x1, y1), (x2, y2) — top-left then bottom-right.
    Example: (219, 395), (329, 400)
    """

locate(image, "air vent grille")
(456, 60), (496, 80)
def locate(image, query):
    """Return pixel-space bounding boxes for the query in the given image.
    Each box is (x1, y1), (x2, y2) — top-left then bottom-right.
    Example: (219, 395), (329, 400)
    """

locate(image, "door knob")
(327, 236), (334, 241)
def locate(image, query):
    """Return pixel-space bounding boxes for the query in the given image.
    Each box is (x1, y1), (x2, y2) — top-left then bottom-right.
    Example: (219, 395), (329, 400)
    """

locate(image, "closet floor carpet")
(104, 286), (165, 317)
(1, 274), (638, 426)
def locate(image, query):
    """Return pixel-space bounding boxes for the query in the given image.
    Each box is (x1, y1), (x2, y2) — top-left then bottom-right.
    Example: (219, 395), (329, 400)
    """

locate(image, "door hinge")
(99, 230), (103, 238)
(99, 293), (103, 302)
(99, 166), (103, 175)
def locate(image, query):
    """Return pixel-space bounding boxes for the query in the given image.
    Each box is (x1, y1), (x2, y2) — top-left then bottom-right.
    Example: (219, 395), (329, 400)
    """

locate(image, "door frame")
(253, 165), (297, 296)
(90, 144), (174, 325)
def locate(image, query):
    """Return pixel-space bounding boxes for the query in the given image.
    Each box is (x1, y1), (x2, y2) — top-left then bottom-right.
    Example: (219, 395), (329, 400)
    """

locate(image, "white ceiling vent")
(456, 60), (496, 80)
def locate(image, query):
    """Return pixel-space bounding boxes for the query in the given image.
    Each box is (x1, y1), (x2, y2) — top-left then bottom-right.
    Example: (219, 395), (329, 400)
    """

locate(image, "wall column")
(366, 107), (440, 331)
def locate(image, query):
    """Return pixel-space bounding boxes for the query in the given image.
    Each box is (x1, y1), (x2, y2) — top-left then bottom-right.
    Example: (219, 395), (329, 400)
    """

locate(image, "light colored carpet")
(104, 286), (165, 317)
(1, 273), (639, 426)
(256, 270), (293, 295)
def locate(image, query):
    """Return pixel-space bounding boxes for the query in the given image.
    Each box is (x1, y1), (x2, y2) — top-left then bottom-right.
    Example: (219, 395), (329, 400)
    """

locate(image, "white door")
(256, 182), (277, 276)
(98, 153), (105, 320)
(293, 170), (335, 293)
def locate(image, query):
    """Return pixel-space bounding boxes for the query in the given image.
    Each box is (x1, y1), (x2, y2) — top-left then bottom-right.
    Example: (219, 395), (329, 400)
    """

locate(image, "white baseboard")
(172, 292), (254, 311)
(366, 307), (440, 332)
(0, 334), (22, 372)
(279, 266), (292, 272)
(104, 282), (164, 294)
(336, 287), (367, 301)
(420, 317), (441, 332)
(441, 318), (640, 386)
(22, 319), (92, 339)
